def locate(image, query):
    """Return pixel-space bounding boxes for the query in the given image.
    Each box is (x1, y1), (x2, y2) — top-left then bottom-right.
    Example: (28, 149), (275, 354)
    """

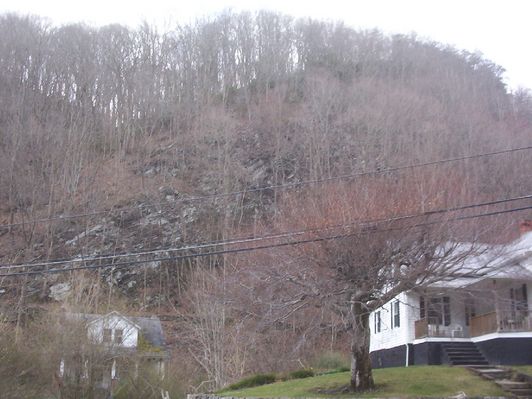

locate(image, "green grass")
(312, 351), (350, 371)
(514, 365), (532, 376)
(285, 368), (315, 380)
(220, 366), (505, 398)
(225, 373), (277, 391)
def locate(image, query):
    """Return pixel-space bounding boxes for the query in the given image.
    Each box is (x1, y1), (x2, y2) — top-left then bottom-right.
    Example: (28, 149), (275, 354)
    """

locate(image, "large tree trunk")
(350, 303), (374, 391)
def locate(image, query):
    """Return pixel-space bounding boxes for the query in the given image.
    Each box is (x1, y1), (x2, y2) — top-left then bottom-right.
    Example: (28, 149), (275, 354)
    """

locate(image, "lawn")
(514, 365), (532, 376)
(220, 366), (505, 398)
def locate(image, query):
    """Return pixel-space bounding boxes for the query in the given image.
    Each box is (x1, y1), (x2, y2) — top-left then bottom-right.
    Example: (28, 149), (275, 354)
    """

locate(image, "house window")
(428, 296), (451, 326)
(393, 300), (400, 328)
(374, 311), (381, 333)
(114, 329), (123, 344)
(103, 328), (112, 343)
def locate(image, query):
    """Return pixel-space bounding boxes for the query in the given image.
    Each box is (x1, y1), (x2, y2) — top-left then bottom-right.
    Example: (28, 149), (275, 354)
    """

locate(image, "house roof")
(66, 311), (166, 348)
(127, 315), (165, 348)
(86, 310), (141, 330)
(428, 231), (532, 289)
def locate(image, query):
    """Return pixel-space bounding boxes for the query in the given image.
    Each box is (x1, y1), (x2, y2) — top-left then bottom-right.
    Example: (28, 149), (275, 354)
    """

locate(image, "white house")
(87, 311), (141, 349)
(58, 311), (167, 392)
(369, 227), (532, 367)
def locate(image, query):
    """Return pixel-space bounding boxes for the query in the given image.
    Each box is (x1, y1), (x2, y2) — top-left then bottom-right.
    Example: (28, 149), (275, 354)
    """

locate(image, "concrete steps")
(469, 367), (512, 380)
(442, 342), (489, 366)
(497, 383), (532, 398)
(469, 367), (532, 398)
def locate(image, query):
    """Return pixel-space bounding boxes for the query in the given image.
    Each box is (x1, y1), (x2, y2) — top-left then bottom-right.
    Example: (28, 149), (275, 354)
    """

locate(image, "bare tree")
(180, 258), (255, 391)
(0, 11), (530, 393)
(244, 182), (496, 391)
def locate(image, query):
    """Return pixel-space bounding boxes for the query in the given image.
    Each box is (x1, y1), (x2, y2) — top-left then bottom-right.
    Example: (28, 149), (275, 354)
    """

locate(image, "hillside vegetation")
(0, 10), (531, 397)
(1, 12), (530, 242)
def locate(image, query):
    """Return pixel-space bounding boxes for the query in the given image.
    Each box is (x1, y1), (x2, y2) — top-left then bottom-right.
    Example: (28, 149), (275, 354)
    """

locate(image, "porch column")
(493, 280), (501, 331)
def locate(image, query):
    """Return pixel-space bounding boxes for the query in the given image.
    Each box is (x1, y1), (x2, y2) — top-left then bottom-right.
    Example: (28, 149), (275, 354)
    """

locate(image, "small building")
(58, 311), (167, 395)
(369, 230), (532, 367)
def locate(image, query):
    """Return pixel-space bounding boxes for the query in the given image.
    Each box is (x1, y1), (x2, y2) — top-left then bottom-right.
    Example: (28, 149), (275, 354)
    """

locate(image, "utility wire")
(1, 193), (530, 270)
(1, 145), (530, 229)
(1, 204), (530, 277)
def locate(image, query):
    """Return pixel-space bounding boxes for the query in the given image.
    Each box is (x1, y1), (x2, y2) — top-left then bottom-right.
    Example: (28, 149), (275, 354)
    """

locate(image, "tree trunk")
(350, 303), (374, 391)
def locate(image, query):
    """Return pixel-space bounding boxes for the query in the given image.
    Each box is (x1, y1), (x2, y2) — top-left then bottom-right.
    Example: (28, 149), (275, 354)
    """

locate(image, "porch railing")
(414, 318), (466, 339)
(499, 310), (532, 332)
(414, 318), (428, 339)
(415, 310), (532, 339)
(470, 310), (532, 337)
(470, 312), (497, 337)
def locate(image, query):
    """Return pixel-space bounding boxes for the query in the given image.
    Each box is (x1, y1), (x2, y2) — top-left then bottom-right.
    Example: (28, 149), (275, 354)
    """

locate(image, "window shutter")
(374, 311), (381, 333)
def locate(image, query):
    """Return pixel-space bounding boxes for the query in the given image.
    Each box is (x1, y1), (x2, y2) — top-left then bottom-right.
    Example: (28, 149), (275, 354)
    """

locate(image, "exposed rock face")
(65, 225), (104, 246)
(1, 137), (280, 307)
(49, 282), (71, 301)
(158, 186), (181, 203)
(29, 194), (232, 305)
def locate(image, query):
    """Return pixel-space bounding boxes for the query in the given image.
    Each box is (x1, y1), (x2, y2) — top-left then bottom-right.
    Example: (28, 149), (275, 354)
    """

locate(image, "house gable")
(370, 292), (419, 352)
(87, 311), (140, 348)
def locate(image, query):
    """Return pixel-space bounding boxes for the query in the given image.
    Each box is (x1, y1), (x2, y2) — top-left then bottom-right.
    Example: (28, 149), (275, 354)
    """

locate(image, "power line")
(1, 203), (530, 277)
(2, 145), (530, 229)
(1, 194), (530, 270)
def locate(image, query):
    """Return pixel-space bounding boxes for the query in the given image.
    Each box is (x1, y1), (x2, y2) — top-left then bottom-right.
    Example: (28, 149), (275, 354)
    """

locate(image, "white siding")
(369, 292), (418, 352)
(87, 314), (139, 348)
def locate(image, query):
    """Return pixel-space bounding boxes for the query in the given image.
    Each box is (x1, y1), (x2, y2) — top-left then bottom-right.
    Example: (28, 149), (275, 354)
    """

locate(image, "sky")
(2, 0), (531, 91)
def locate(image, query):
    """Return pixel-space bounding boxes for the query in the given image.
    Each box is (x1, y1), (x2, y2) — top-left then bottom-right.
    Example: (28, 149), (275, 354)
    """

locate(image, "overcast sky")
(2, 0), (531, 90)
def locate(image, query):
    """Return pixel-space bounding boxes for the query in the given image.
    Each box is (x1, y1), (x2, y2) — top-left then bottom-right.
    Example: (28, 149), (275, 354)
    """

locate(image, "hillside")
(0, 10), (531, 397)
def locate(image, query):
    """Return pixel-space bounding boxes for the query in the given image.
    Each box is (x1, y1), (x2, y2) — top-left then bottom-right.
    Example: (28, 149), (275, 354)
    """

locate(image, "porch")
(414, 280), (531, 339)
(414, 310), (532, 339)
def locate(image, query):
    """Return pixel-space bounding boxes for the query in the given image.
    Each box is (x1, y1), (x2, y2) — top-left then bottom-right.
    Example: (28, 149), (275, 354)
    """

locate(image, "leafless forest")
(0, 11), (531, 397)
